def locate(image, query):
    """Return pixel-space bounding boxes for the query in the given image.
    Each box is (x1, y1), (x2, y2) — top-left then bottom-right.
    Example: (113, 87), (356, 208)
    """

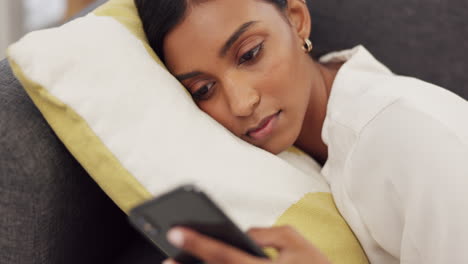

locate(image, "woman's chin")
(244, 119), (300, 155)
(260, 137), (296, 155)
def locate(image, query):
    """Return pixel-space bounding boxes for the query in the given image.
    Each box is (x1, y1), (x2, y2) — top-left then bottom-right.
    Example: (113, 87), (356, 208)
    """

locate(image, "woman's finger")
(167, 227), (266, 264)
(247, 226), (307, 251)
(162, 258), (180, 264)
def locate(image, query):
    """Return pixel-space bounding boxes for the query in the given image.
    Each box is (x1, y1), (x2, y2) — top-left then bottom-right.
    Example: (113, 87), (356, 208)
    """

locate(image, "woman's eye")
(192, 82), (215, 101)
(239, 42), (263, 65)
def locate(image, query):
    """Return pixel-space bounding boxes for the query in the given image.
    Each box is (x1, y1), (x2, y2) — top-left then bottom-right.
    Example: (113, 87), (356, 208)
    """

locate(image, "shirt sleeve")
(344, 99), (468, 263)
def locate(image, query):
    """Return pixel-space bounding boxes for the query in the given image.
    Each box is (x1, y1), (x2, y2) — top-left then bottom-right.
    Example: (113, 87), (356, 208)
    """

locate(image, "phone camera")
(135, 217), (160, 237)
(142, 222), (160, 237)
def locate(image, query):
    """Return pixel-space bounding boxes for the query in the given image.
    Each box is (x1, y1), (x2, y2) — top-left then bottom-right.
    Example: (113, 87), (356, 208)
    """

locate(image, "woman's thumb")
(247, 226), (304, 251)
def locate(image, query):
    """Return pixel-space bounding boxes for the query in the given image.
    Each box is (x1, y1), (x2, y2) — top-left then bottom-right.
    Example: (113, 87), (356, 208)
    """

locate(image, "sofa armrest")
(0, 58), (136, 264)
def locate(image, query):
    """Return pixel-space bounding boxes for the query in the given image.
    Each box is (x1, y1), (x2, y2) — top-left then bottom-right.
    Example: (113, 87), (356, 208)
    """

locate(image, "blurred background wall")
(0, 0), (98, 59)
(0, 1), (24, 59)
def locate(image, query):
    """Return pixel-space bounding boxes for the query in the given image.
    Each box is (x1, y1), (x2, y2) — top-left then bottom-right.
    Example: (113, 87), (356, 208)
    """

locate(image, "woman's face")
(164, 0), (314, 154)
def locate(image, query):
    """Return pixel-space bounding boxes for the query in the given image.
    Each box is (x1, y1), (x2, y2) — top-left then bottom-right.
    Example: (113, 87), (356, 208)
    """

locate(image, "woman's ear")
(286, 0), (312, 41)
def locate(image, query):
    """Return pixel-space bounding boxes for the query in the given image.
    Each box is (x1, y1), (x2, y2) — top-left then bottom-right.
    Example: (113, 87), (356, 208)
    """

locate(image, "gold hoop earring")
(302, 38), (313, 53)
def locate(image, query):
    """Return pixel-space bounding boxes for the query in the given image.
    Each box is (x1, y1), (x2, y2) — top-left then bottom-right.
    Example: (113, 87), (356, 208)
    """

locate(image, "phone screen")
(129, 185), (268, 264)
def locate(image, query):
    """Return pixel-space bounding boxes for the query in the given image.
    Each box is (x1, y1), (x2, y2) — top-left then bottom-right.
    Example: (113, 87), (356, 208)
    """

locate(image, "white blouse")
(319, 46), (468, 264)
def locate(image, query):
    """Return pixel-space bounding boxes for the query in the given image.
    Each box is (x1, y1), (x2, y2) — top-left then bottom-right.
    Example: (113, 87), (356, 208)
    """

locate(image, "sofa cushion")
(0, 58), (139, 264)
(308, 0), (468, 99)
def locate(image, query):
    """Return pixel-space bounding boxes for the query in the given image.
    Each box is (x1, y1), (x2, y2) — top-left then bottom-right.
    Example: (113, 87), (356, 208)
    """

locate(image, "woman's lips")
(246, 110), (281, 141)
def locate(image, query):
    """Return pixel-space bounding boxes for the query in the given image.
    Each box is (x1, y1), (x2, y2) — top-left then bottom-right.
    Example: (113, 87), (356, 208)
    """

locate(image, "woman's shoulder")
(326, 81), (468, 153)
(324, 46), (467, 139)
(354, 76), (467, 143)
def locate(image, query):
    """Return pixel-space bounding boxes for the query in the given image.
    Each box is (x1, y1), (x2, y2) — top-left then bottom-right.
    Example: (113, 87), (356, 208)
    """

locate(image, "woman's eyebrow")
(174, 21), (259, 81)
(175, 71), (203, 81)
(219, 20), (259, 57)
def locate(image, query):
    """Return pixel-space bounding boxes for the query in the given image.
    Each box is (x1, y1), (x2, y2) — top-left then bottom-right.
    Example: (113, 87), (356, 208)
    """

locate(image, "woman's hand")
(162, 225), (331, 264)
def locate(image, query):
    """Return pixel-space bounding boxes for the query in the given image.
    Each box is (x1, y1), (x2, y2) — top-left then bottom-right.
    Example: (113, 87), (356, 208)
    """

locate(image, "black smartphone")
(128, 184), (269, 264)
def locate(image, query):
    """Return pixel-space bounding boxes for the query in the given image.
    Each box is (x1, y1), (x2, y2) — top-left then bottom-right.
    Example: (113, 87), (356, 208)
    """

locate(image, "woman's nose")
(224, 80), (260, 117)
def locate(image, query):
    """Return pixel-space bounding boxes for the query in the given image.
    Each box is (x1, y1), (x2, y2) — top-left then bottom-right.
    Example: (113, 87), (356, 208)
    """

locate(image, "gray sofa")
(1, 0), (467, 263)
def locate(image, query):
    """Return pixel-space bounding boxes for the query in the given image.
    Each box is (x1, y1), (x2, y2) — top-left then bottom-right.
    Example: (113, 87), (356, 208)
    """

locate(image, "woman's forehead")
(168, 0), (265, 41)
(163, 0), (280, 68)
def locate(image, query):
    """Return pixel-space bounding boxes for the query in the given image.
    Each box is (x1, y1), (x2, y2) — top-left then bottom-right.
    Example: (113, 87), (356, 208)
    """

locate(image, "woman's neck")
(294, 61), (342, 166)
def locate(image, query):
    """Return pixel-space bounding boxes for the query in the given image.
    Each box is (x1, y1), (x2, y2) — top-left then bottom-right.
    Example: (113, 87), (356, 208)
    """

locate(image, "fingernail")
(167, 228), (184, 247)
(162, 259), (175, 264)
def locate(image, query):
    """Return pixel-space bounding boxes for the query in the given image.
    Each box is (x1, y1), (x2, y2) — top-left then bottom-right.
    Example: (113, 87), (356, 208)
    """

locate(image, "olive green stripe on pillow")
(93, 0), (164, 67)
(272, 192), (369, 264)
(8, 58), (152, 213)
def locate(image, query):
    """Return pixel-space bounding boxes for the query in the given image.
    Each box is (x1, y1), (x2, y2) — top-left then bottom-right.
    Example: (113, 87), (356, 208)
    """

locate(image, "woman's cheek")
(261, 54), (291, 93)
